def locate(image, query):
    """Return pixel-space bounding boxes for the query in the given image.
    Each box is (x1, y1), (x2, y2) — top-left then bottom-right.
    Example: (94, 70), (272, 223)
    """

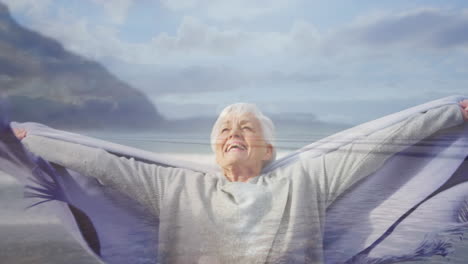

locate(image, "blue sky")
(4, 0), (468, 124)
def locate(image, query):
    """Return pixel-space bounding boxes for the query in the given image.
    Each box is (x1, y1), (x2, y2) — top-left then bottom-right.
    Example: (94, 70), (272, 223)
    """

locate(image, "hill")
(0, 3), (163, 130)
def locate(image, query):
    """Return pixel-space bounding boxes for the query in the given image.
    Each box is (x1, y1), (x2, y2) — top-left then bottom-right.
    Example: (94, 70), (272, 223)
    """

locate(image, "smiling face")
(214, 112), (273, 171)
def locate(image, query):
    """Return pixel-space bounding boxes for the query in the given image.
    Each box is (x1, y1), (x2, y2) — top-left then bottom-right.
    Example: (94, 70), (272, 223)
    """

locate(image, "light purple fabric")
(2, 95), (468, 263)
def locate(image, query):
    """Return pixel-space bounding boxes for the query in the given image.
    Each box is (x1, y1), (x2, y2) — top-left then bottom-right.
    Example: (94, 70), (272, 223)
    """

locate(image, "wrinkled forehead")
(218, 112), (261, 126)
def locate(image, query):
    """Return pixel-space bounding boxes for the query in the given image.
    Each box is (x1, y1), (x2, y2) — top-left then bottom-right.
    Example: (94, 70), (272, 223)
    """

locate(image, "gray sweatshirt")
(22, 105), (463, 263)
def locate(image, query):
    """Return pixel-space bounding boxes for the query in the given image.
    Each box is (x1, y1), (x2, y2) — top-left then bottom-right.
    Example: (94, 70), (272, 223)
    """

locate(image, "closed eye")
(242, 126), (252, 131)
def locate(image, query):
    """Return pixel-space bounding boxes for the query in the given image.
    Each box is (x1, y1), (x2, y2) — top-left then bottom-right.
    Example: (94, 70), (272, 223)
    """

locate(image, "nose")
(229, 126), (241, 138)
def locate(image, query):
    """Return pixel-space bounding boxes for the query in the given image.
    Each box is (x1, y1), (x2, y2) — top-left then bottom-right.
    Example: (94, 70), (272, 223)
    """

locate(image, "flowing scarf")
(1, 95), (467, 263)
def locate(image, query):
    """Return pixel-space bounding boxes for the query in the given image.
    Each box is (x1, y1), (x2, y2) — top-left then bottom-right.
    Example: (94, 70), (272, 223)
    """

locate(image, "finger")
(13, 128), (26, 139)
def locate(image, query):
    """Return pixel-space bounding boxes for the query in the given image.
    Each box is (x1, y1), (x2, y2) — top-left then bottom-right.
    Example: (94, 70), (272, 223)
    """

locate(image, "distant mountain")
(0, 3), (163, 130)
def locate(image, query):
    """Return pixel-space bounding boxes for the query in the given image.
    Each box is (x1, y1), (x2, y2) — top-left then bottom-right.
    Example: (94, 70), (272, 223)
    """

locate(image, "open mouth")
(225, 142), (247, 152)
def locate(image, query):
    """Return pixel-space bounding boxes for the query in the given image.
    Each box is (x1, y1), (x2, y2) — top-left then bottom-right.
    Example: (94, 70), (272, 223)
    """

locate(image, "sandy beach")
(0, 171), (102, 264)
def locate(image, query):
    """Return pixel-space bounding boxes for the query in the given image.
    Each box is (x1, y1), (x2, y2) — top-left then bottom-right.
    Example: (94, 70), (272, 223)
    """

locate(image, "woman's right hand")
(13, 128), (27, 140)
(460, 99), (468, 122)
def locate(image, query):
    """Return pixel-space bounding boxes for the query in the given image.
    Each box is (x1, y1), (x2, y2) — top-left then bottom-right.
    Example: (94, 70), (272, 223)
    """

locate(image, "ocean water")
(1, 129), (468, 263)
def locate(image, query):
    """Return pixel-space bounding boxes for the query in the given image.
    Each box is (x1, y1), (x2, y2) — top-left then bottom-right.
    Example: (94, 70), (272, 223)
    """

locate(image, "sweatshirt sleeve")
(302, 104), (464, 207)
(21, 135), (181, 215)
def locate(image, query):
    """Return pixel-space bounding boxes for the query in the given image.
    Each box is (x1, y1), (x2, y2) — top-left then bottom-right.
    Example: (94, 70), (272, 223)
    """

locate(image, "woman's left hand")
(13, 128), (27, 140)
(459, 99), (468, 121)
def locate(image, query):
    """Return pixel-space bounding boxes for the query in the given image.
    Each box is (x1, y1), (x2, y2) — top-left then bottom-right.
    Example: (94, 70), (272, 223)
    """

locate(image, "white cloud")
(4, 1), (468, 122)
(332, 8), (468, 51)
(149, 16), (250, 56)
(3, 0), (322, 64)
(126, 65), (250, 95)
(147, 16), (321, 59)
(160, 0), (294, 21)
(47, 15), (315, 65)
(161, 0), (198, 10)
(2, 0), (134, 60)
(2, 0), (52, 17)
(90, 0), (135, 24)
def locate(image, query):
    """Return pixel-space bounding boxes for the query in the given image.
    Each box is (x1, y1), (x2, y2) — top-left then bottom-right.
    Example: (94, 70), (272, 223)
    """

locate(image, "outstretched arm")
(19, 134), (181, 215)
(303, 103), (466, 207)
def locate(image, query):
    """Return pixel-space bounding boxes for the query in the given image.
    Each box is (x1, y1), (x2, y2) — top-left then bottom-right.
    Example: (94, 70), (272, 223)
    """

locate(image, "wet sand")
(0, 223), (102, 264)
(0, 172), (102, 264)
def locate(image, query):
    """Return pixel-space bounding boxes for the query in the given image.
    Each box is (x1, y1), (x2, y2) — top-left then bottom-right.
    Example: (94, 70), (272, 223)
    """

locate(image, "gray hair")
(210, 103), (277, 164)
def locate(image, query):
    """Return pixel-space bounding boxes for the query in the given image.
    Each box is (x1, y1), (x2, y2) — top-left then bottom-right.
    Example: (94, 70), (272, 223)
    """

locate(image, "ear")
(262, 144), (273, 161)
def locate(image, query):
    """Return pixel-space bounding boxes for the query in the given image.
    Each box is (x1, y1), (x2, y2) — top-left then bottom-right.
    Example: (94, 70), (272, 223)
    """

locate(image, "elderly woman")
(16, 101), (468, 263)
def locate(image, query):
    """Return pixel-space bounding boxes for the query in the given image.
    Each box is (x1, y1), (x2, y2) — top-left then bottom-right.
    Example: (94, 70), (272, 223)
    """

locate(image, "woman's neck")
(222, 164), (261, 182)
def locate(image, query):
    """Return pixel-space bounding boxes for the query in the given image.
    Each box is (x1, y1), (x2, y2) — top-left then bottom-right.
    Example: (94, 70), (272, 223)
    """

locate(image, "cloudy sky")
(4, 0), (468, 124)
